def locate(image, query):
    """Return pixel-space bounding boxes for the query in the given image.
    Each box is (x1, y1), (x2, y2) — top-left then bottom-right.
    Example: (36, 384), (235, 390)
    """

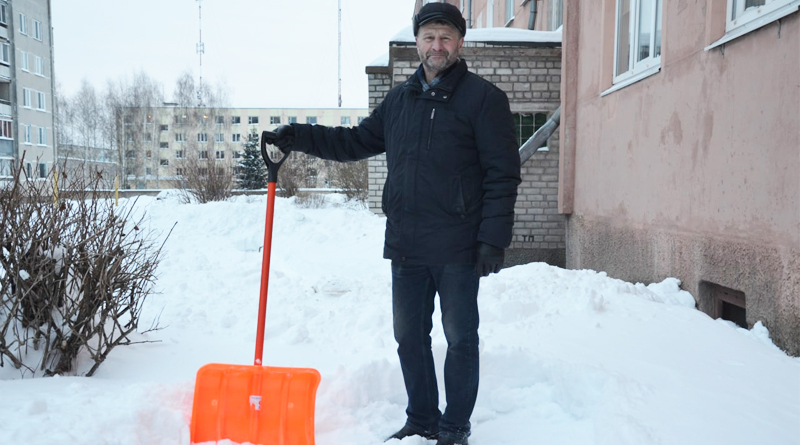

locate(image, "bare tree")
(331, 159), (368, 203)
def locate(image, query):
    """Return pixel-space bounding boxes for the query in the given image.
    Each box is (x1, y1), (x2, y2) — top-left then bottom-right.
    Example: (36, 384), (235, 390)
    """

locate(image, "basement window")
(710, 282), (747, 328)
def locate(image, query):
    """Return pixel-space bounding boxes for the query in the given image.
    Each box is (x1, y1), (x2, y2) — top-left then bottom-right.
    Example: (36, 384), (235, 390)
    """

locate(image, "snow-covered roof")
(367, 25), (562, 68)
(389, 25), (562, 45)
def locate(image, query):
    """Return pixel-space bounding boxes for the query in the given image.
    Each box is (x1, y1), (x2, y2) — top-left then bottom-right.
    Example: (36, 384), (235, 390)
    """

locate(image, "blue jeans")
(391, 261), (480, 442)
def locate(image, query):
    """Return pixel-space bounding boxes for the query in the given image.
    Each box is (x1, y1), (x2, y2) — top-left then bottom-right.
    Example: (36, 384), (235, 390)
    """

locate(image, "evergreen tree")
(237, 130), (267, 189)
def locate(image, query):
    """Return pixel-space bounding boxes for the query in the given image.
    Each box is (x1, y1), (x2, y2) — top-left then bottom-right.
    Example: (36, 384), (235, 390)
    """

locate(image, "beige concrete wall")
(561, 0), (800, 354)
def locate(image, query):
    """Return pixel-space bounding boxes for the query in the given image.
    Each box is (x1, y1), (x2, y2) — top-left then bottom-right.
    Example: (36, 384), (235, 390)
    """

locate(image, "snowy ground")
(1, 193), (798, 445)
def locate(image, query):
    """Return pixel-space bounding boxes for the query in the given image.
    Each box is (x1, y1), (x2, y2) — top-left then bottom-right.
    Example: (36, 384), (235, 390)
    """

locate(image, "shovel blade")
(190, 363), (321, 445)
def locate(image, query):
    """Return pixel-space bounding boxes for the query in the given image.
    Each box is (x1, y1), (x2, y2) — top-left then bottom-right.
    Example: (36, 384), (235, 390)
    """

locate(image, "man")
(270, 3), (520, 444)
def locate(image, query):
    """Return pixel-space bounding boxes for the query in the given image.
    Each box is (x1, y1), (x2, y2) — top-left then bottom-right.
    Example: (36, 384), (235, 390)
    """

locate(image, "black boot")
(386, 424), (439, 442)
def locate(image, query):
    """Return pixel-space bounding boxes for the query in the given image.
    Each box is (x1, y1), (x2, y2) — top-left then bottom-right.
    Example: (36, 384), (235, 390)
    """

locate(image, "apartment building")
(120, 106), (369, 189)
(0, 0), (55, 181)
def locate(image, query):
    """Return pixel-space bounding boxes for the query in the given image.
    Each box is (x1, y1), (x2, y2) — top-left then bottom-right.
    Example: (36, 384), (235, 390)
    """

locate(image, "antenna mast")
(196, 0), (205, 106)
(338, 0), (342, 108)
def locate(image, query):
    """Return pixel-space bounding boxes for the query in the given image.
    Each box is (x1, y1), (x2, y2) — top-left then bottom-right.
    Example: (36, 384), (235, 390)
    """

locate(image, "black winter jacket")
(292, 59), (521, 265)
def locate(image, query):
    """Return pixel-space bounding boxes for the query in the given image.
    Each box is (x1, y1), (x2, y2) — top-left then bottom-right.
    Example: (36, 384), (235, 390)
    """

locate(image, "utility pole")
(196, 0), (205, 106)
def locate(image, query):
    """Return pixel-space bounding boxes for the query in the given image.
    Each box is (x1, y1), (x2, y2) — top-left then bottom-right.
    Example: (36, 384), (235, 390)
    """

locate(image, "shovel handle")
(260, 131), (290, 183)
(254, 131), (289, 366)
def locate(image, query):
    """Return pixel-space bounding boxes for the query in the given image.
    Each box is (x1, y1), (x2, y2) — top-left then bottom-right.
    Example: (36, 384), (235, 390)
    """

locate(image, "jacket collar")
(409, 58), (468, 93)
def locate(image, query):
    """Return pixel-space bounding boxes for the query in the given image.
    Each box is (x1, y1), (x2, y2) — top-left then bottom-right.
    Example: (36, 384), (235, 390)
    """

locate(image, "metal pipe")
(528, 0), (538, 30)
(519, 106), (560, 164)
(468, 0), (473, 29)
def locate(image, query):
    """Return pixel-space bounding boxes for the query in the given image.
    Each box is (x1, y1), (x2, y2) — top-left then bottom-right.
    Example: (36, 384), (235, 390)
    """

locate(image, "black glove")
(272, 125), (295, 154)
(475, 242), (504, 277)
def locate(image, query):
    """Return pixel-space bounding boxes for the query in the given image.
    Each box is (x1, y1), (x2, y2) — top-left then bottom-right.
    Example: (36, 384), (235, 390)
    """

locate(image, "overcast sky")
(51, 0), (415, 109)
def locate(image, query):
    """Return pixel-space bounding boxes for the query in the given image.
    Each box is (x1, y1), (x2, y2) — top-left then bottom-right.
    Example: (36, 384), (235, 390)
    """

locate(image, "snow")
(1, 193), (798, 445)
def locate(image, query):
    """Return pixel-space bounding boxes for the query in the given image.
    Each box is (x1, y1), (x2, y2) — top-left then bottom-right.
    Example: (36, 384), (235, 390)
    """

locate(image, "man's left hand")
(475, 242), (504, 277)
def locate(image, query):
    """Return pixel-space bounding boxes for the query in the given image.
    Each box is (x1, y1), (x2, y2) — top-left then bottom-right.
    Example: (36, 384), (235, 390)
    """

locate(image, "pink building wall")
(560, 1), (800, 354)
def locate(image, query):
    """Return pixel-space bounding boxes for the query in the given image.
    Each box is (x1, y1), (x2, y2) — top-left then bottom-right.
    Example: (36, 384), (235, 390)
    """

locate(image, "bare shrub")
(274, 152), (305, 198)
(176, 154), (234, 203)
(331, 159), (368, 203)
(294, 192), (327, 209)
(0, 161), (168, 377)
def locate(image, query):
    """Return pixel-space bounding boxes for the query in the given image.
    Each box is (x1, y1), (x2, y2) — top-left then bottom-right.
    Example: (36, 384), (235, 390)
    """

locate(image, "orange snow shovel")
(190, 131), (321, 445)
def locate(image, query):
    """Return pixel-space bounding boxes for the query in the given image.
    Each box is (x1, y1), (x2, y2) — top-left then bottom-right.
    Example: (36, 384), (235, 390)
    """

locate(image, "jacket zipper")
(426, 108), (436, 152)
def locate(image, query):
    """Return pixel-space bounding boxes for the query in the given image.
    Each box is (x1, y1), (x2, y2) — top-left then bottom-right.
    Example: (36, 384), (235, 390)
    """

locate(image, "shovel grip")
(260, 131), (290, 183)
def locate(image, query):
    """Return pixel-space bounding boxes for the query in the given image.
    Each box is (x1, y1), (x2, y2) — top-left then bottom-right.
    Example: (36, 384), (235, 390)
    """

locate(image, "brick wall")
(366, 43), (564, 266)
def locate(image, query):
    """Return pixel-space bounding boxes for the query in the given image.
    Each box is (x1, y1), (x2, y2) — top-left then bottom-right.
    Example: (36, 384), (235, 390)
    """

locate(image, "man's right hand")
(272, 125), (295, 154)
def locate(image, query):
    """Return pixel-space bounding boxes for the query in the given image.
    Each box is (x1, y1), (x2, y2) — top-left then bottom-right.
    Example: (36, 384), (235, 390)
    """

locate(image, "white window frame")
(341, 116), (351, 126)
(175, 133), (186, 143)
(20, 51), (28, 71)
(22, 88), (31, 108)
(0, 157), (12, 179)
(706, 0), (800, 50)
(0, 4), (7, 25)
(0, 42), (8, 66)
(604, 0), (663, 96)
(33, 20), (42, 40)
(23, 124), (31, 144)
(214, 133), (224, 143)
(35, 91), (46, 111)
(215, 150), (225, 159)
(270, 116), (280, 125)
(506, 0), (515, 24)
(34, 56), (44, 76)
(231, 133), (241, 142)
(18, 13), (26, 35)
(197, 133), (208, 143)
(37, 126), (47, 146)
(0, 119), (11, 139)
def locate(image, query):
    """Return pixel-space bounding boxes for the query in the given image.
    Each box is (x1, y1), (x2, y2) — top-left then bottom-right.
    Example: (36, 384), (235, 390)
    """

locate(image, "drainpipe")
(528, 0), (538, 30)
(467, 0), (473, 29)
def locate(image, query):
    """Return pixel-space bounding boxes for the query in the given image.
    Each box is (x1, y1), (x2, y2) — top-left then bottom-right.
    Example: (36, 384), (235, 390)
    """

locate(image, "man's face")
(415, 22), (464, 77)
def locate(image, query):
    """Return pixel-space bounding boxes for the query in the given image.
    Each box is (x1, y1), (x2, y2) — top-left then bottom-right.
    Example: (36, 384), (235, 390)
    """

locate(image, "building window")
(176, 167), (185, 176)
(18, 13), (26, 35)
(270, 116), (281, 125)
(175, 150), (184, 159)
(37, 127), (46, 146)
(307, 116), (317, 125)
(248, 116), (259, 125)
(215, 115), (224, 125)
(0, 43), (8, 66)
(160, 124), (168, 131)
(22, 88), (31, 108)
(175, 133), (186, 143)
(34, 56), (44, 76)
(288, 116), (297, 124)
(233, 151), (243, 159)
(146, 167), (152, 176)
(550, 0), (563, 30)
(613, 0), (662, 85)
(232, 133), (241, 142)
(214, 133), (224, 143)
(33, 20), (41, 40)
(727, 0), (798, 34)
(160, 142), (169, 149)
(197, 133), (208, 143)
(231, 116), (241, 125)
(35, 91), (45, 111)
(0, 119), (11, 139)
(215, 150), (225, 159)
(506, 0), (515, 22)
(513, 112), (548, 147)
(24, 125), (31, 144)
(38, 163), (46, 179)
(19, 51), (27, 71)
(0, 158), (12, 178)
(198, 150), (208, 159)
(160, 159), (169, 166)
(358, 116), (366, 125)
(0, 4), (7, 25)
(341, 116), (351, 126)
(144, 133), (152, 142)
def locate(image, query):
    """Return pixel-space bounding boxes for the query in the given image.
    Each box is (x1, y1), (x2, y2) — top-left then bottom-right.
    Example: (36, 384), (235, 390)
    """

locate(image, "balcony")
(0, 139), (12, 156)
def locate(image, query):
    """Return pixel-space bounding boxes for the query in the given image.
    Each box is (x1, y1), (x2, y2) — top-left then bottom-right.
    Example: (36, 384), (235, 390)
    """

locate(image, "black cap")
(413, 2), (467, 37)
